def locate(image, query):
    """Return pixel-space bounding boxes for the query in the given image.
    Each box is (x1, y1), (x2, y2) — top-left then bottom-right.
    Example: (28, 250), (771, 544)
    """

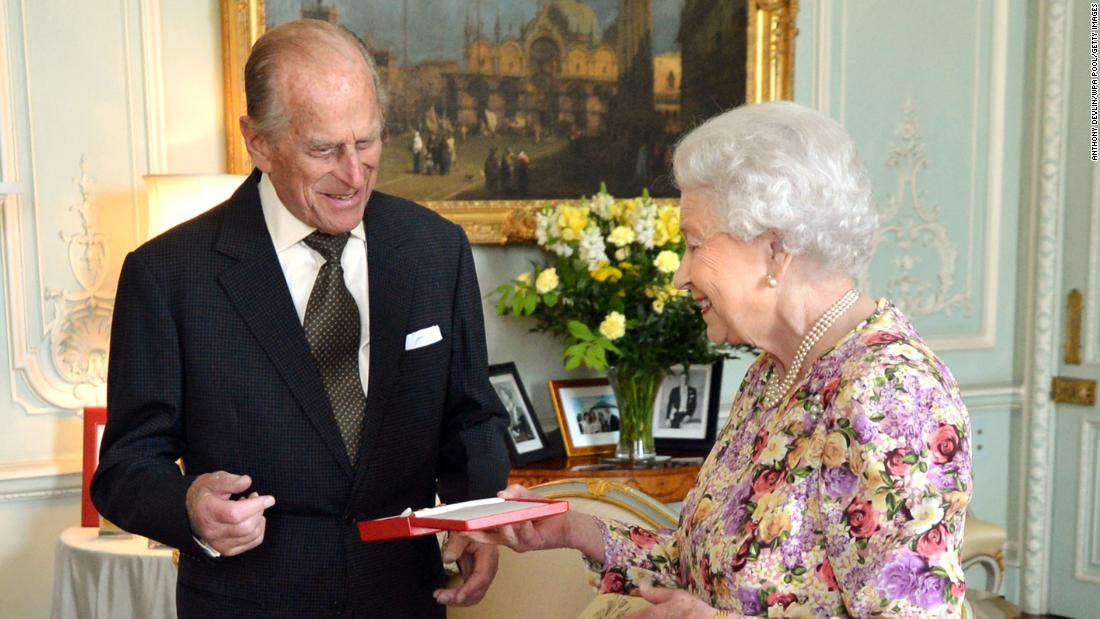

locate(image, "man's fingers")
(434, 543), (499, 606)
(441, 532), (471, 563)
(220, 516), (267, 556)
(212, 494), (275, 524)
(201, 471), (252, 495)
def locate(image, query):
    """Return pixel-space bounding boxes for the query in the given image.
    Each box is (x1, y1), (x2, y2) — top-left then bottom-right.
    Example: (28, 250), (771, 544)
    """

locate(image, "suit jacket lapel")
(214, 171), (355, 480)
(354, 193), (417, 485)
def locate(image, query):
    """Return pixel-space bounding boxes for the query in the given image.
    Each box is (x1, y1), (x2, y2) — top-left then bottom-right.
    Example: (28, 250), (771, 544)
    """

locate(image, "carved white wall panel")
(867, 98), (971, 319)
(838, 0), (1008, 351)
(0, 0), (160, 414)
(1077, 419), (1100, 584)
(1021, 0), (1069, 612)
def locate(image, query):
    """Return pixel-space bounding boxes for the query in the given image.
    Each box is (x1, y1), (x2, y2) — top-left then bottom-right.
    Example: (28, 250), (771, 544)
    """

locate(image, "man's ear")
(239, 116), (273, 173)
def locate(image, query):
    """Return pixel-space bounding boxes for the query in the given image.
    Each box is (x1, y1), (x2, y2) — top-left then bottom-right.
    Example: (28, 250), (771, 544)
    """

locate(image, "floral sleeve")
(820, 344), (970, 617)
(584, 516), (683, 593)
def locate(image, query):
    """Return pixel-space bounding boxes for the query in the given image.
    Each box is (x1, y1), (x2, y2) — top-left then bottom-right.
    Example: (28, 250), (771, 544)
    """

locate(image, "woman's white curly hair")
(673, 101), (878, 277)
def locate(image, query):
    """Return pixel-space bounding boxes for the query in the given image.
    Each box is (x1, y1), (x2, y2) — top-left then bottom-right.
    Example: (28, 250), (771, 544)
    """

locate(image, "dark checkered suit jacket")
(91, 171), (511, 618)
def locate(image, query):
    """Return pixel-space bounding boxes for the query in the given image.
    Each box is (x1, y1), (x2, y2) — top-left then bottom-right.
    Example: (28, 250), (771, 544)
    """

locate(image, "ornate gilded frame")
(220, 0), (798, 244)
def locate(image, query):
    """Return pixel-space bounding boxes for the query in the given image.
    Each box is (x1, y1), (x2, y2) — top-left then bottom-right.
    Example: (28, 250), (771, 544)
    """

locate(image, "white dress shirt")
(259, 173), (370, 398)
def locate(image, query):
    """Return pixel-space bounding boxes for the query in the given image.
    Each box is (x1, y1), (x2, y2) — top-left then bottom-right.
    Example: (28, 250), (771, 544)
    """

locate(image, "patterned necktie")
(303, 231), (366, 462)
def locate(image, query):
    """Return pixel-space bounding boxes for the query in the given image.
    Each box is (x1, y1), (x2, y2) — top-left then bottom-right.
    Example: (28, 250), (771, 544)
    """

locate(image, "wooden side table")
(507, 452), (707, 503)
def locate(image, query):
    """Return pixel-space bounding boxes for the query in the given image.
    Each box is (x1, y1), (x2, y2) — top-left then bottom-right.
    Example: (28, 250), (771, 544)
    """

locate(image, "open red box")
(358, 498), (568, 543)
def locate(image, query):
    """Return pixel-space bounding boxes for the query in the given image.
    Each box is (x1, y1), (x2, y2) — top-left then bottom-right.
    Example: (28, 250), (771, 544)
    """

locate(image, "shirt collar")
(258, 173), (366, 251)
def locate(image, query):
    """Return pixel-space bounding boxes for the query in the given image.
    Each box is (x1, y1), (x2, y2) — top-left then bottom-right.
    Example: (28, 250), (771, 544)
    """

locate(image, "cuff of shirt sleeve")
(193, 535), (221, 558)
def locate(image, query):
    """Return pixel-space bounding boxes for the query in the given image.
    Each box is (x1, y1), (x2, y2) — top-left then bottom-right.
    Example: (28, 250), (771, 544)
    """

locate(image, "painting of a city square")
(266, 0), (747, 200)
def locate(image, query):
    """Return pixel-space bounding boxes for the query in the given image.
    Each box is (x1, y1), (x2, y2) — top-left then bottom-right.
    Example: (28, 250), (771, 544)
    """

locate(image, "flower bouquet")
(492, 185), (729, 461)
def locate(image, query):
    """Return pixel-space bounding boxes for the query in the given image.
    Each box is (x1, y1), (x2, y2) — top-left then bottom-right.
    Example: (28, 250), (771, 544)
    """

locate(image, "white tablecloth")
(51, 526), (176, 619)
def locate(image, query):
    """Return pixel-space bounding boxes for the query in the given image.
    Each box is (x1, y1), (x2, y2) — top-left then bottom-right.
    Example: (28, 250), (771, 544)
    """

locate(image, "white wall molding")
(1075, 418), (1100, 584)
(138, 0), (166, 174)
(0, 458), (81, 503)
(1086, 159), (1100, 362)
(811, 0), (832, 116)
(1021, 0), (1070, 612)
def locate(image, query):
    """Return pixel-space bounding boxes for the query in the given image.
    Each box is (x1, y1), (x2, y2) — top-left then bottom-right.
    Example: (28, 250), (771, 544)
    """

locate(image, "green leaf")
(543, 292), (559, 307)
(523, 292), (538, 315)
(568, 321), (595, 341)
(902, 453), (919, 464)
(565, 354), (582, 371)
(918, 461), (928, 473)
(496, 293), (508, 316)
(791, 566), (807, 576)
(565, 342), (589, 357)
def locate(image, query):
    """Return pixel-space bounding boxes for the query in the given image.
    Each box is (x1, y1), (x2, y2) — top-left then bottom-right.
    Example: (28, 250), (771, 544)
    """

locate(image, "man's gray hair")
(673, 101), (878, 277)
(244, 19), (388, 137)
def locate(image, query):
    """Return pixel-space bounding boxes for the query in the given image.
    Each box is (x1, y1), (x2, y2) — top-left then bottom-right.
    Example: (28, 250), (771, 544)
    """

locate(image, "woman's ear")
(767, 235), (794, 283)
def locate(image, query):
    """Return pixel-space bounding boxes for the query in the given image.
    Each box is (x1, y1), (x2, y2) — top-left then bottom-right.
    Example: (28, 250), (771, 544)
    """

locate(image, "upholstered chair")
(961, 511), (1007, 594)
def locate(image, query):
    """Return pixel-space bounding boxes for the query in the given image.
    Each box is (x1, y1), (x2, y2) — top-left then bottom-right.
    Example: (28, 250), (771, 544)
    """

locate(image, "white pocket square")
(405, 325), (442, 350)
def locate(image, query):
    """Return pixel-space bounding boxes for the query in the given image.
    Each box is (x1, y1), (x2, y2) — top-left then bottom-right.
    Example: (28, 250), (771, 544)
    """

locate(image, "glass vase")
(606, 365), (664, 462)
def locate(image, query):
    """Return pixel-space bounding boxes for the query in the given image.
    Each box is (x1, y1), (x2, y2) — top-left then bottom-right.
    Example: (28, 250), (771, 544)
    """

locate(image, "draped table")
(51, 526), (176, 619)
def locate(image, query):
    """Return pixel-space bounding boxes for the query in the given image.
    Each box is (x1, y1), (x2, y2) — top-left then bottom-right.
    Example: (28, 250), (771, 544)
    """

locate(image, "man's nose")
(335, 146), (364, 187)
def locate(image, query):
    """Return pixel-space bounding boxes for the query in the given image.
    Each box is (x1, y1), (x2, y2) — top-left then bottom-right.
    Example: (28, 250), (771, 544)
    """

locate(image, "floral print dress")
(589, 300), (971, 618)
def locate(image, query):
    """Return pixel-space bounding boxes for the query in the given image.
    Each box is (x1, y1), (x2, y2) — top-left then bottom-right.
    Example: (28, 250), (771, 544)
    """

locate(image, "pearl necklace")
(762, 288), (859, 408)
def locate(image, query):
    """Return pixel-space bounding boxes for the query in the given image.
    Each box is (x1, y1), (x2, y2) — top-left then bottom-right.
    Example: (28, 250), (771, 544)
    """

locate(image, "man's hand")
(432, 535), (499, 606)
(185, 471), (275, 557)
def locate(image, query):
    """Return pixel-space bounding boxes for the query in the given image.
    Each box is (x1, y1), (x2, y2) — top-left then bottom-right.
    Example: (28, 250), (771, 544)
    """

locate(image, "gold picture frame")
(220, 0), (798, 244)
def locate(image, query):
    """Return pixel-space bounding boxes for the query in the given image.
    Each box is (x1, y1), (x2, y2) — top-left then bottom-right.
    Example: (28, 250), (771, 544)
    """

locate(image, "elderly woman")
(455, 101), (971, 618)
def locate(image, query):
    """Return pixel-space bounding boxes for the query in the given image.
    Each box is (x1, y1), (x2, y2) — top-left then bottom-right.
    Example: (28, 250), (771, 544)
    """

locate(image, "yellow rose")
(822, 432), (847, 468)
(848, 442), (867, 475)
(759, 509), (791, 543)
(557, 206), (589, 239)
(652, 222), (670, 247)
(785, 436), (810, 468)
(535, 268), (559, 294)
(653, 250), (680, 274)
(598, 311), (626, 340)
(803, 433), (825, 468)
(607, 225), (635, 247)
(591, 264), (623, 283)
(753, 493), (782, 522)
(516, 272), (532, 286)
(659, 205), (680, 235)
(651, 298), (665, 313)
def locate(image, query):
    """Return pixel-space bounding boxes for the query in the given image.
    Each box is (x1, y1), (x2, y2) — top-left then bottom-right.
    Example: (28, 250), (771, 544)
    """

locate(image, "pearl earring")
(765, 274), (778, 288)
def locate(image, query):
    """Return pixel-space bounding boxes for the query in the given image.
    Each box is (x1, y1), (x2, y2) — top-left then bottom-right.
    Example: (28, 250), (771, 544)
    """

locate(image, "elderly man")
(91, 19), (510, 618)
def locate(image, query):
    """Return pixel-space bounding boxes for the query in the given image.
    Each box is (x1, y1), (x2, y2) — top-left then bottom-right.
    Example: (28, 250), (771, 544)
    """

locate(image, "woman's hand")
(455, 484), (572, 552)
(624, 585), (718, 619)
(453, 484), (607, 562)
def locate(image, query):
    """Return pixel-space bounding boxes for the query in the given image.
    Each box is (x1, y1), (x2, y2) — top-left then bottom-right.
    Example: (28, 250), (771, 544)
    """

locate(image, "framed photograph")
(220, 0), (798, 244)
(81, 407), (107, 527)
(489, 362), (554, 465)
(652, 361), (723, 450)
(549, 378), (619, 457)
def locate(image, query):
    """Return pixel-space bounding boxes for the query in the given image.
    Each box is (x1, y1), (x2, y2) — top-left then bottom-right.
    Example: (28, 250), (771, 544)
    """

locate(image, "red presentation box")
(358, 498), (569, 543)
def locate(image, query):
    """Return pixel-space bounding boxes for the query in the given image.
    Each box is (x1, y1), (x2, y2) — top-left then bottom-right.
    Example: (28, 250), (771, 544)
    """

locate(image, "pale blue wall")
(793, 0), (1029, 602)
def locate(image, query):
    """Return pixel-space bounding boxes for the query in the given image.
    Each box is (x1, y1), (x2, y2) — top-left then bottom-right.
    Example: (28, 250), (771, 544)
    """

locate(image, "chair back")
(447, 478), (678, 619)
